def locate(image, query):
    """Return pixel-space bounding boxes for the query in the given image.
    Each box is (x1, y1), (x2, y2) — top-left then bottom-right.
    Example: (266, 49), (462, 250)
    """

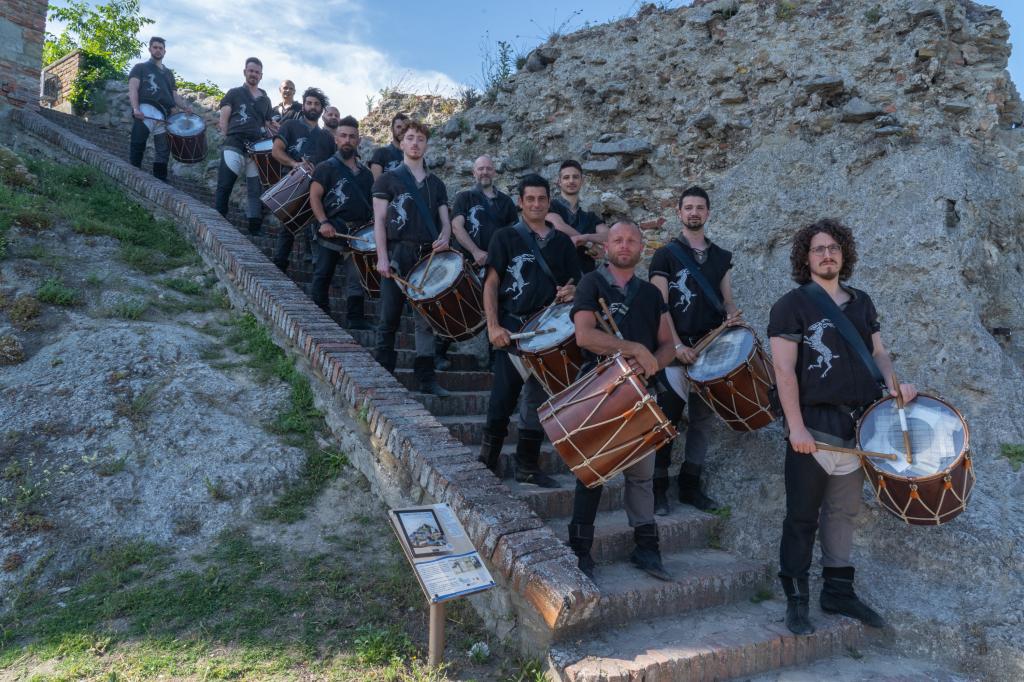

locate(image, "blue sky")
(47, 1), (1023, 116)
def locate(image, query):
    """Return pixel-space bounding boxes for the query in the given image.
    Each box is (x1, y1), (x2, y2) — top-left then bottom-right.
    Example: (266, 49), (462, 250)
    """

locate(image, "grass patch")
(226, 312), (296, 383)
(1001, 443), (1024, 471)
(105, 298), (150, 320)
(94, 456), (128, 477)
(162, 276), (204, 296)
(36, 276), (80, 306)
(750, 587), (774, 604)
(7, 294), (41, 327)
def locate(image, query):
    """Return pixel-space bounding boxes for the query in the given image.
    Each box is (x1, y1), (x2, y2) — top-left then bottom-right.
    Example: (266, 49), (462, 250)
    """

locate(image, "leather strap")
(799, 282), (884, 386)
(666, 239), (725, 316)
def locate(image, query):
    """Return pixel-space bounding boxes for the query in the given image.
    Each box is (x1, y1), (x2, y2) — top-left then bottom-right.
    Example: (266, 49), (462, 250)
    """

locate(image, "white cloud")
(49, 0), (463, 118)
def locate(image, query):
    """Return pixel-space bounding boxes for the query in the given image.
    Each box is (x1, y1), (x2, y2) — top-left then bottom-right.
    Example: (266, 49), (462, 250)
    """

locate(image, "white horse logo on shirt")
(804, 319), (840, 378)
(145, 73), (159, 94)
(467, 205), (485, 240)
(670, 269), (695, 312)
(390, 193), (411, 231)
(237, 104), (250, 124)
(505, 253), (535, 300)
(328, 178), (349, 207)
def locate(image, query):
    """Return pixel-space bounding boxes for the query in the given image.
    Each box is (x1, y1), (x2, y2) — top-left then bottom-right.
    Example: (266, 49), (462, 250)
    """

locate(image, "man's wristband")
(674, 343), (686, 351)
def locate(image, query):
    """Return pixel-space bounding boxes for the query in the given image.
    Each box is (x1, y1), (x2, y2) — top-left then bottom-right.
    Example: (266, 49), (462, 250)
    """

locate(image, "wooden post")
(428, 601), (446, 667)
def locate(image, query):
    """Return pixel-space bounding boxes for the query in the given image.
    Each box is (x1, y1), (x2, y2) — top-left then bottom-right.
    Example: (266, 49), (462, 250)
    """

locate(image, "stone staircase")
(27, 108), (966, 681)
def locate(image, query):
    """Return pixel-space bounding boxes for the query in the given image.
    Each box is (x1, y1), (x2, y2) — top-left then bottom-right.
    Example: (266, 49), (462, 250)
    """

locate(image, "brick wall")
(0, 0), (48, 109)
(41, 49), (82, 108)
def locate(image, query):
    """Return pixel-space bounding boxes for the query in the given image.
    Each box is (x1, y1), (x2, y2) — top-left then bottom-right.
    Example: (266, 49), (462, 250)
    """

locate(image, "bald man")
(451, 155), (519, 267)
(323, 106), (341, 131)
(273, 80), (301, 122)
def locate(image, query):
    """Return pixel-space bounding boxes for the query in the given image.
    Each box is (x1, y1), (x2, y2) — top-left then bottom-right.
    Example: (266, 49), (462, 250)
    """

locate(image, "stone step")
(349, 329), (415, 349)
(586, 548), (772, 630)
(414, 389), (489, 416)
(550, 599), (865, 681)
(745, 652), (972, 681)
(398, 350), (479, 372)
(508, 473), (624, 518)
(547, 505), (718, 563)
(395, 369), (493, 393)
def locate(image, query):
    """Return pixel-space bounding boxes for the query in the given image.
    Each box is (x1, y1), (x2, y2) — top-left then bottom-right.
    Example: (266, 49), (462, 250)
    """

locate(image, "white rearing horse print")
(804, 319), (840, 378)
(670, 268), (696, 312)
(505, 253), (535, 300)
(390, 193), (411, 231)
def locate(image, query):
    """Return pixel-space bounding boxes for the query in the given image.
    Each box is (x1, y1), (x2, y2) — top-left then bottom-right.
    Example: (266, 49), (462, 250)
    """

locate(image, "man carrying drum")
(308, 116), (373, 321)
(480, 174), (580, 488)
(649, 186), (740, 514)
(215, 58), (276, 235)
(370, 113), (409, 179)
(372, 120), (452, 397)
(443, 154), (518, 370)
(270, 87), (336, 273)
(546, 160), (608, 274)
(768, 218), (915, 636)
(127, 36), (193, 182)
(569, 221), (676, 581)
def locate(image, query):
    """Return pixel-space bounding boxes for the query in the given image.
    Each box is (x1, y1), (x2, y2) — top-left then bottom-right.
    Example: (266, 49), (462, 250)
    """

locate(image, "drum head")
(249, 138), (274, 153)
(519, 303), (574, 352)
(688, 327), (755, 382)
(349, 225), (376, 253)
(166, 113), (205, 136)
(858, 395), (967, 478)
(407, 251), (463, 301)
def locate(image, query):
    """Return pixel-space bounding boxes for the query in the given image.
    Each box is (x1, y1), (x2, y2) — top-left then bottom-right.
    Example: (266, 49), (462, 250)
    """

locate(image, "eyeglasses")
(810, 244), (842, 256)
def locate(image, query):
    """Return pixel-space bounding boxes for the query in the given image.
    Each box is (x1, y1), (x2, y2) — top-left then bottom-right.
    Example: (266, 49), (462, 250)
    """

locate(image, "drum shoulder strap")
(666, 240), (725, 316)
(798, 282), (884, 386)
(513, 223), (557, 286)
(394, 165), (439, 240)
(594, 267), (641, 325)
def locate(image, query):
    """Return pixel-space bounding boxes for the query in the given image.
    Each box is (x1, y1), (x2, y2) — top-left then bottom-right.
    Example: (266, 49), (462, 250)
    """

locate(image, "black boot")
(630, 524), (672, 581)
(345, 296), (371, 330)
(375, 348), (397, 374)
(152, 162), (168, 181)
(568, 523), (596, 580)
(514, 429), (559, 488)
(820, 566), (886, 628)
(653, 475), (671, 516)
(247, 217), (263, 236)
(781, 576), (815, 635)
(678, 462), (720, 511)
(413, 356), (450, 397)
(435, 338), (452, 371)
(478, 423), (507, 476)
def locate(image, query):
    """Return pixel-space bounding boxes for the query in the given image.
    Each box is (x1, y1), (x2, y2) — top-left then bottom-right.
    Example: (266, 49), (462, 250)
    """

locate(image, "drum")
(857, 394), (975, 526)
(165, 112), (207, 164)
(685, 324), (776, 431)
(247, 138), (284, 189)
(261, 166), (314, 234)
(348, 224), (380, 298)
(403, 250), (485, 342)
(516, 302), (585, 396)
(539, 353), (677, 489)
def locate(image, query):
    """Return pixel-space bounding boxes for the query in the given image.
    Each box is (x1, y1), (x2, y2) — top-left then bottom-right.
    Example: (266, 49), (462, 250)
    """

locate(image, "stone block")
(591, 137), (652, 156)
(581, 157), (620, 174)
(803, 75), (845, 94)
(841, 97), (884, 122)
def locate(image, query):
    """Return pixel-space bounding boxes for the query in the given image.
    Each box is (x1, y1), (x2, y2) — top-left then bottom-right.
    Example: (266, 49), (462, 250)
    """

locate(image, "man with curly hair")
(767, 218), (916, 635)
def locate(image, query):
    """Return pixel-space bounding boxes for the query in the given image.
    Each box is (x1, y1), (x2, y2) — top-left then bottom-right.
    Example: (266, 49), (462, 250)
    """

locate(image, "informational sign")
(389, 503), (495, 604)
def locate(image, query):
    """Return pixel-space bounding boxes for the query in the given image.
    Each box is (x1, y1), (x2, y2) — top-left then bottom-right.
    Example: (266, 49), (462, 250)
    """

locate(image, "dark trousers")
(654, 388), (713, 475)
(571, 453), (655, 528)
(309, 247), (364, 313)
(485, 349), (545, 433)
(128, 119), (169, 168)
(273, 226), (313, 272)
(376, 277), (435, 359)
(779, 445), (863, 580)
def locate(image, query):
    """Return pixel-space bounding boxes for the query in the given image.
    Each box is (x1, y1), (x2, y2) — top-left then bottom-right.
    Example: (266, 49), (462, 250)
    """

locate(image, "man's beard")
(339, 147), (355, 160)
(609, 253), (640, 269)
(477, 177), (492, 188)
(304, 110), (320, 122)
(683, 219), (705, 231)
(325, 121), (338, 130)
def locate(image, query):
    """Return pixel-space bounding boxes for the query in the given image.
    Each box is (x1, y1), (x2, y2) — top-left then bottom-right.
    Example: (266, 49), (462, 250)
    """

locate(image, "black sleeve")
(259, 91), (273, 121)
(570, 274), (601, 317)
(767, 293), (802, 341)
(311, 160), (332, 190)
(371, 173), (395, 201)
(649, 248), (672, 279)
(499, 196), (519, 225)
(451, 191), (470, 219)
(218, 89), (234, 110)
(562, 236), (583, 285)
(485, 230), (510, 276)
(436, 177), (449, 209)
(273, 120), (293, 146)
(549, 200), (570, 222)
(128, 63), (144, 81)
(722, 248), (734, 272)
(369, 148), (386, 168)
(864, 293), (881, 334)
(167, 68), (177, 91)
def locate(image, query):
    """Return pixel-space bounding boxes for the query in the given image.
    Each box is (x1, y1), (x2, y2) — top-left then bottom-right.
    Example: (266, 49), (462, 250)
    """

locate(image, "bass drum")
(247, 138), (284, 189)
(857, 394), (975, 526)
(261, 166), (313, 234)
(403, 250), (485, 342)
(348, 224), (380, 298)
(165, 112), (207, 164)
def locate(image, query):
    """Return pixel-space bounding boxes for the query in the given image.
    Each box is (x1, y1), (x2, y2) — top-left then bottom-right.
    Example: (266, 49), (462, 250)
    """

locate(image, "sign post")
(389, 503), (495, 667)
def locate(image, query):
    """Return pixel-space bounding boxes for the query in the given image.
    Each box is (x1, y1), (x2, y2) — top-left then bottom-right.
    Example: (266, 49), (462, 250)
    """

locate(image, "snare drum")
(165, 112), (207, 164)
(403, 250), (485, 341)
(539, 353), (677, 489)
(516, 303), (584, 396)
(261, 166), (314, 234)
(685, 324), (776, 431)
(348, 224), (380, 298)
(247, 138), (284, 189)
(858, 394), (975, 526)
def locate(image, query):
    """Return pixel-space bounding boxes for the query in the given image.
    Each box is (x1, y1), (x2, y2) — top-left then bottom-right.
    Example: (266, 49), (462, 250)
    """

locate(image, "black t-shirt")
(274, 119), (335, 165)
(129, 60), (176, 113)
(370, 144), (404, 173)
(219, 86), (273, 147)
(312, 155), (374, 227)
(451, 186), (518, 252)
(486, 222), (581, 327)
(649, 237), (733, 344)
(372, 165), (448, 246)
(550, 196), (603, 273)
(767, 285), (883, 416)
(572, 267), (666, 354)
(273, 101), (301, 123)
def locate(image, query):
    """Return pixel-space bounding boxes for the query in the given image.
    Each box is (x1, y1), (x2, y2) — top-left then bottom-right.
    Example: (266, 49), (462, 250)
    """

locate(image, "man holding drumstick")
(127, 36), (193, 181)
(768, 218), (916, 635)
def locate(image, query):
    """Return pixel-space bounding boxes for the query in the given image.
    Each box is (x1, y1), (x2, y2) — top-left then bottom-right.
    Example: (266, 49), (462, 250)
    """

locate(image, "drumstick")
(597, 297), (623, 340)
(508, 328), (555, 341)
(891, 371), (913, 465)
(690, 310), (743, 356)
(592, 310), (615, 336)
(419, 248), (438, 286)
(390, 272), (424, 294)
(812, 442), (899, 462)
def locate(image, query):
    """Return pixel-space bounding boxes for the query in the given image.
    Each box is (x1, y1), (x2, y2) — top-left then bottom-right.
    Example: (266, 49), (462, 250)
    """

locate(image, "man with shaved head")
(273, 80), (301, 122)
(569, 220), (676, 581)
(322, 106), (341, 132)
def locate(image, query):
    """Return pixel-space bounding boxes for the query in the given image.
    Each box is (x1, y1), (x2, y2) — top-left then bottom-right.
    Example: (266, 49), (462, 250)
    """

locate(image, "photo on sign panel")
(395, 508), (452, 557)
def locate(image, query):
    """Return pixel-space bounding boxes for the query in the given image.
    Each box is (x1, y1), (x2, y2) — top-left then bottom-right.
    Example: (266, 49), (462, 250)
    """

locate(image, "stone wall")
(40, 49), (82, 111)
(0, 0), (47, 110)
